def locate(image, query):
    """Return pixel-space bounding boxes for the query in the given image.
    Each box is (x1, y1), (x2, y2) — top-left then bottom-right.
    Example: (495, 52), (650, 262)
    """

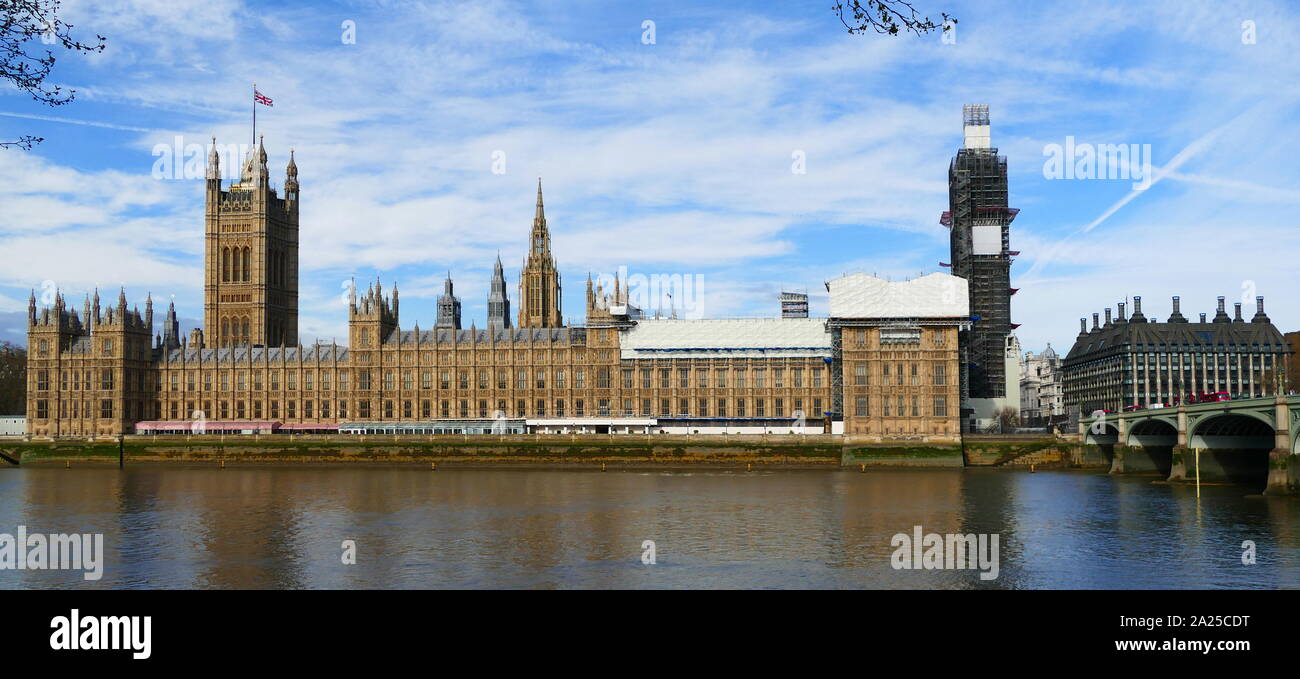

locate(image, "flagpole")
(252, 82), (256, 151)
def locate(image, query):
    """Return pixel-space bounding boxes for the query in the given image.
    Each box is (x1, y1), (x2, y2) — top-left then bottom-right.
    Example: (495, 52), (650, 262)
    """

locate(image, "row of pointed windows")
(221, 247), (251, 283)
(220, 316), (252, 346)
(219, 247), (291, 288)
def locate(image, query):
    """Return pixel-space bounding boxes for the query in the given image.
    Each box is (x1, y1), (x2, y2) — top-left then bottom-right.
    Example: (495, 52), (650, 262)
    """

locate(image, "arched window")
(242, 317), (250, 345)
(243, 247), (251, 282)
(222, 248), (230, 282)
(221, 318), (229, 345)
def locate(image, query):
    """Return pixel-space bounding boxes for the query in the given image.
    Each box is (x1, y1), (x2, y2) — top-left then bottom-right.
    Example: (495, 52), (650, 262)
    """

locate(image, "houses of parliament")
(24, 137), (970, 441)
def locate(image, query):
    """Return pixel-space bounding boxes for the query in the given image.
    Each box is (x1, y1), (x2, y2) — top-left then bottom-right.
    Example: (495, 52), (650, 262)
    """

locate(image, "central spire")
(528, 177), (551, 260)
(535, 177), (545, 223)
(519, 178), (562, 327)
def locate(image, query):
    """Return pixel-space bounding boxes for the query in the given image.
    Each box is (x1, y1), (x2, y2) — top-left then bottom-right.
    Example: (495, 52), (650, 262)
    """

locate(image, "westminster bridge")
(1079, 394), (1300, 495)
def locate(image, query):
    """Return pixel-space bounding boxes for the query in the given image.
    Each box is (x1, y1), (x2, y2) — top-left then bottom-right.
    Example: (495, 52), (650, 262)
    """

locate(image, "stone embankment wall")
(1, 433), (1103, 471)
(2, 435), (844, 468)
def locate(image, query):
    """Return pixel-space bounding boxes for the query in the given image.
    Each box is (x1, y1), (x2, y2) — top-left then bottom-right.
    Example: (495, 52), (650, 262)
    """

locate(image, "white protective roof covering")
(620, 318), (830, 360)
(827, 272), (969, 319)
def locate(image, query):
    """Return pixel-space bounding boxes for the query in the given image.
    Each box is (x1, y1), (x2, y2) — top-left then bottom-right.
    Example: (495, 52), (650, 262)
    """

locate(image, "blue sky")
(2, 0), (1298, 353)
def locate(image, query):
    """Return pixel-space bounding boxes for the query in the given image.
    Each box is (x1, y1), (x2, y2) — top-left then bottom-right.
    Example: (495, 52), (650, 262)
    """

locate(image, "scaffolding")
(963, 104), (990, 127)
(948, 106), (1015, 400)
(779, 290), (809, 318)
(828, 326), (843, 420)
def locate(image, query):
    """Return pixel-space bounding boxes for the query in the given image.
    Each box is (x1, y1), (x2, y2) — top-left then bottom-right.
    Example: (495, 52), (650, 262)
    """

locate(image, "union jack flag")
(254, 90), (273, 106)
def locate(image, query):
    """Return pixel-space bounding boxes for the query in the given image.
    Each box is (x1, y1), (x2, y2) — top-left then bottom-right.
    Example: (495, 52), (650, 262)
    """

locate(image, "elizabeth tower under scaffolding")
(944, 105), (1018, 401)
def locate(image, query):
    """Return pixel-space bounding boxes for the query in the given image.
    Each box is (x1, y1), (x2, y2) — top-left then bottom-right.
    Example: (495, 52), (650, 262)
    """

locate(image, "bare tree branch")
(831, 0), (954, 37)
(1, 0), (106, 149)
(0, 134), (42, 149)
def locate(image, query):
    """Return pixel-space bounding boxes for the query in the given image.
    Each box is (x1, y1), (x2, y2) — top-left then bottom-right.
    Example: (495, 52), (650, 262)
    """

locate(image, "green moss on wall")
(3, 437), (842, 463)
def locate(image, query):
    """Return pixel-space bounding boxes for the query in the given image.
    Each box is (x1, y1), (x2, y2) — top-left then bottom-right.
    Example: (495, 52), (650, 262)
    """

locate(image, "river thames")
(0, 467), (1296, 589)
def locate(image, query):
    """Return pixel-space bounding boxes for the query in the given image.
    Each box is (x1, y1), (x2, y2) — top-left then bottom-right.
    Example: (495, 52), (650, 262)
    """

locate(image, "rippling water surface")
(0, 467), (1296, 589)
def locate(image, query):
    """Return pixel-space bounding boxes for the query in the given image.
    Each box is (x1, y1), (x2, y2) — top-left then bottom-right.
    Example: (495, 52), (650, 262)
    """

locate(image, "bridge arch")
(1114, 418), (1175, 477)
(1187, 409), (1275, 437)
(1188, 412), (1275, 447)
(1126, 418), (1177, 448)
(1187, 412), (1275, 488)
(1083, 421), (1119, 446)
(1080, 421), (1120, 467)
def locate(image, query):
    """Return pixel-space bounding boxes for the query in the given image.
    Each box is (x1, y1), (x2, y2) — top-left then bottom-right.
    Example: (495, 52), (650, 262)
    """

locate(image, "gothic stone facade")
(205, 137), (299, 348)
(827, 273), (968, 440)
(25, 139), (965, 441)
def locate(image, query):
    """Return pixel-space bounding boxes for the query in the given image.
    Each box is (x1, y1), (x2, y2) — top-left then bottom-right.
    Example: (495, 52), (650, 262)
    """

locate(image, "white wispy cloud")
(2, 0), (1298, 354)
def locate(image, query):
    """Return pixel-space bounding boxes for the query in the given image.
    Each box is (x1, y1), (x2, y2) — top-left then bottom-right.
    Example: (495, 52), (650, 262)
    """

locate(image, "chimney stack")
(1251, 296), (1270, 324)
(1233, 302), (1243, 322)
(1117, 301), (1126, 321)
(1092, 313), (1100, 331)
(1104, 308), (1112, 326)
(1200, 312), (1207, 323)
(1213, 296), (1230, 323)
(1169, 295), (1187, 323)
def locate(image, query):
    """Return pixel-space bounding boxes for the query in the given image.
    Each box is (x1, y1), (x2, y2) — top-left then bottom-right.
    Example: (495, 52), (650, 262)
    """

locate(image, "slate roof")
(383, 327), (580, 345)
(1064, 317), (1289, 364)
(160, 344), (350, 364)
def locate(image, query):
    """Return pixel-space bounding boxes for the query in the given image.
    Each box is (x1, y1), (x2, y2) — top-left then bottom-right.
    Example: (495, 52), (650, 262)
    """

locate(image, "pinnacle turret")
(437, 272), (462, 330)
(207, 137), (220, 181)
(161, 300), (180, 350)
(488, 254), (512, 331)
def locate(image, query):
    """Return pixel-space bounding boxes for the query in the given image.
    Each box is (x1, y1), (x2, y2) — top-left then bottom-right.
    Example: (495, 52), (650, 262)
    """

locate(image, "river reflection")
(0, 467), (1296, 589)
